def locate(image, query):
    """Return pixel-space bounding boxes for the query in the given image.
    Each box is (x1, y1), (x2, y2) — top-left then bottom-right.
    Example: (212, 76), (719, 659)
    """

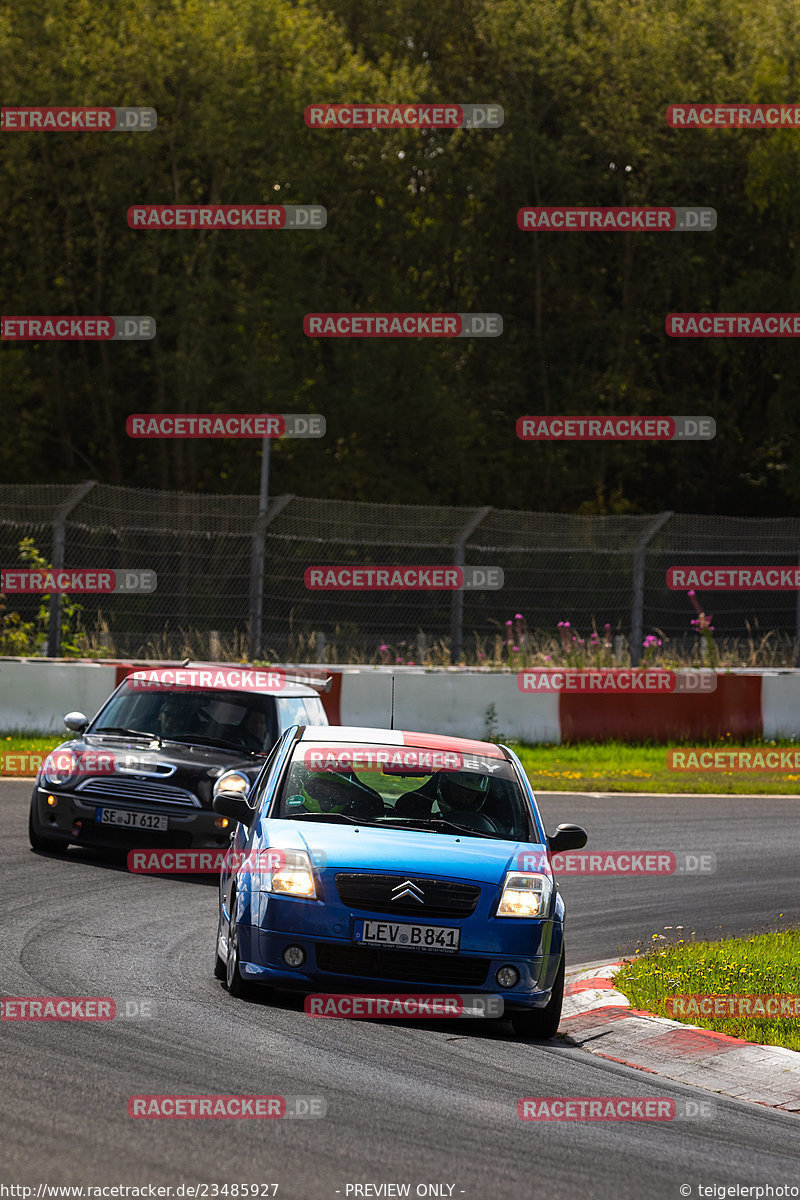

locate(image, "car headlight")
(42, 749), (78, 786)
(496, 871), (552, 918)
(259, 849), (316, 899)
(212, 770), (251, 800)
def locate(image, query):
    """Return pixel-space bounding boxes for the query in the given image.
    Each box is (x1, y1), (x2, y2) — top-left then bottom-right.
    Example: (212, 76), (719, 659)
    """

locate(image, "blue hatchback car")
(212, 725), (587, 1038)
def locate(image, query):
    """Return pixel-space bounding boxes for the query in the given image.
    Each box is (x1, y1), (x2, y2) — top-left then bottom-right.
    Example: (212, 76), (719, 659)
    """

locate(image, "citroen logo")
(391, 879), (424, 904)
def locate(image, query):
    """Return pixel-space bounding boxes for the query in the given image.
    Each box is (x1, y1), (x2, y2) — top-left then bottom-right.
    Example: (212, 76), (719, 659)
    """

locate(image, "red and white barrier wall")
(0, 658), (797, 741)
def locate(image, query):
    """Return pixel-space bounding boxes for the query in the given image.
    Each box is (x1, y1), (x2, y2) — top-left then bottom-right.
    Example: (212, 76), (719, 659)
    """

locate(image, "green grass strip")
(615, 929), (800, 1051)
(3, 733), (800, 794)
(514, 739), (800, 793)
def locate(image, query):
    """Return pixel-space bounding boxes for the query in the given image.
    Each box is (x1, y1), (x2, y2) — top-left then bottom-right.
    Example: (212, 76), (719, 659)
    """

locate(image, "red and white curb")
(561, 960), (800, 1114)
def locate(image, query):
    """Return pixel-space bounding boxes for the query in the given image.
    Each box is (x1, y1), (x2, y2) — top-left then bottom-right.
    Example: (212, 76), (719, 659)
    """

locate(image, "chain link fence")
(1, 483), (799, 663)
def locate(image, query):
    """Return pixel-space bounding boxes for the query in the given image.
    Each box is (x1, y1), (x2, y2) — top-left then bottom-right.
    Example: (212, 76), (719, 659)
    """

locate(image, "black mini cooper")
(28, 666), (329, 853)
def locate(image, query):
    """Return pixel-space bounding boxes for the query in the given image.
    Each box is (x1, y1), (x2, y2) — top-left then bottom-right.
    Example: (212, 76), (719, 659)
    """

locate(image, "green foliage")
(1, 0), (799, 514)
(0, 538), (108, 657)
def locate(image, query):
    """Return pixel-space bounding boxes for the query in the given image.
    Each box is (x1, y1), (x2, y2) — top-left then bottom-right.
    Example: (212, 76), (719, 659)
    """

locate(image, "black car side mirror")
(547, 823), (588, 853)
(213, 792), (256, 827)
(64, 711), (88, 733)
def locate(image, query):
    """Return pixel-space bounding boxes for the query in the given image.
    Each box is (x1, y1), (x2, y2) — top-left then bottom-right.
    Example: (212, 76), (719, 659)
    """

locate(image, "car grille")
(334, 874), (481, 918)
(314, 943), (489, 987)
(75, 778), (200, 807)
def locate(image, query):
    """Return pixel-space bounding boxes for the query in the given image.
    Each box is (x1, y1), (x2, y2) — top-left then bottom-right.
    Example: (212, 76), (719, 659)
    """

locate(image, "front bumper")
(231, 889), (564, 1012)
(31, 785), (230, 850)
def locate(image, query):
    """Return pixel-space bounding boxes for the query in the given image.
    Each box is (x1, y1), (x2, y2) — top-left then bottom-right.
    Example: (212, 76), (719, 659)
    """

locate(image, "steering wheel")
(440, 809), (502, 835)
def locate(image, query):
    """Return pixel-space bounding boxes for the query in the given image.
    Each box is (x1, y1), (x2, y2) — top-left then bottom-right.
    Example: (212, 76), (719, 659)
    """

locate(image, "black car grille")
(334, 874), (481, 918)
(75, 778), (200, 807)
(314, 943), (489, 987)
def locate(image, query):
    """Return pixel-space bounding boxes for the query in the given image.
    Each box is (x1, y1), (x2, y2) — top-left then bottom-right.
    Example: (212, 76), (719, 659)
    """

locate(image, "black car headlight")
(212, 770), (251, 800)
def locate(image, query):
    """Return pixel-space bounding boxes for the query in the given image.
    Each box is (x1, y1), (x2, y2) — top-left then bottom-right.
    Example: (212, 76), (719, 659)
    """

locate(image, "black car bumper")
(30, 785), (231, 850)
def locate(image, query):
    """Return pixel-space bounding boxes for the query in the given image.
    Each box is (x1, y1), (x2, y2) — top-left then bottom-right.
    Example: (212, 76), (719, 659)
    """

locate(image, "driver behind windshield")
(433, 769), (491, 817)
(157, 696), (193, 739)
(237, 707), (269, 751)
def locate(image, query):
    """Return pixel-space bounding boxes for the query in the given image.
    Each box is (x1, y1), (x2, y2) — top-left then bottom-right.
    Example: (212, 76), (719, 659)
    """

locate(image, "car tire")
(28, 798), (70, 853)
(224, 890), (258, 999)
(213, 905), (227, 979)
(511, 953), (565, 1041)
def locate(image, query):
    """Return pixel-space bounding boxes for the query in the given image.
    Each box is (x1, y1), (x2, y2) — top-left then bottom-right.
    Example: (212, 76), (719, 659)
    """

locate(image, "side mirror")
(547, 823), (588, 853)
(213, 791), (255, 827)
(64, 711), (88, 734)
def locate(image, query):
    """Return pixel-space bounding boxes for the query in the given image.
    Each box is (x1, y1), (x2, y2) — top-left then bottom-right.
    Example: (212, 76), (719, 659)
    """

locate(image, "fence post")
(46, 480), (96, 658)
(247, 492), (294, 661)
(630, 511), (673, 667)
(450, 507), (492, 662)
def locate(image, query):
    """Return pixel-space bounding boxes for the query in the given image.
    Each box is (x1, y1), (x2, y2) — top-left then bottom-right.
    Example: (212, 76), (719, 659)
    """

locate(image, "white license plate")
(353, 920), (460, 953)
(96, 807), (169, 831)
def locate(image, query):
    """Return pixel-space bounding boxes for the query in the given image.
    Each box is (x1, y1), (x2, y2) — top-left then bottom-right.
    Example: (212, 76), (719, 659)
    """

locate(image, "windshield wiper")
(285, 811), (384, 827)
(162, 734), (260, 754)
(379, 817), (499, 840)
(92, 726), (160, 743)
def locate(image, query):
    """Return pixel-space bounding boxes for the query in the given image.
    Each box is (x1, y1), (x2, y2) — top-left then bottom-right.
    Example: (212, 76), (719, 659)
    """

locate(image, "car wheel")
(213, 908), (227, 980)
(511, 953), (565, 1041)
(28, 797), (70, 853)
(224, 890), (259, 999)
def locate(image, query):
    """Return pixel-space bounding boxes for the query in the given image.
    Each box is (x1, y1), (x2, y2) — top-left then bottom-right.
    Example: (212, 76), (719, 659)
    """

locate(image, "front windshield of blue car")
(275, 742), (533, 841)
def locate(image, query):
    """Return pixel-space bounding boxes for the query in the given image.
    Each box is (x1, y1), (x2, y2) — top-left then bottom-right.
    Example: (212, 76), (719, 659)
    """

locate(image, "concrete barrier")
(336, 669), (560, 743)
(2, 658), (799, 743)
(0, 659), (117, 733)
(758, 669), (800, 740)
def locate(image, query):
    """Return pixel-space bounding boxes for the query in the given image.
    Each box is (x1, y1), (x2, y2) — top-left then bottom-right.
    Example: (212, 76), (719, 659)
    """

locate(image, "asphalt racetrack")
(1, 781), (799, 1199)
